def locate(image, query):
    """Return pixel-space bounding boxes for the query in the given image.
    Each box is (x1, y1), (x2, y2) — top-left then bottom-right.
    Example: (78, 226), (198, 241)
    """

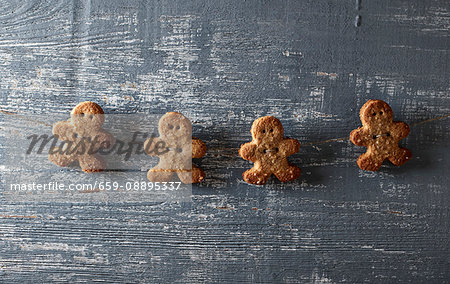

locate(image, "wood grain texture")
(1, 0), (449, 282)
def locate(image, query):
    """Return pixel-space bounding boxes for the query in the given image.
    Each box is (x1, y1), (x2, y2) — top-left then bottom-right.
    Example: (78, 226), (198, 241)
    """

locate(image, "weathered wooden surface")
(0, 0), (449, 282)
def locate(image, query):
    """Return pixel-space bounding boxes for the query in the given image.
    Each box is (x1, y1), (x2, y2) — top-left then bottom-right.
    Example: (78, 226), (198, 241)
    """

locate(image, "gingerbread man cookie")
(239, 116), (301, 185)
(48, 101), (115, 172)
(144, 112), (206, 184)
(350, 99), (412, 171)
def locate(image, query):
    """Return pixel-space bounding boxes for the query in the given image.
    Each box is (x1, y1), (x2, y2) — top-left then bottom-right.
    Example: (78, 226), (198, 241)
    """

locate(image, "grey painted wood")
(1, 0), (449, 282)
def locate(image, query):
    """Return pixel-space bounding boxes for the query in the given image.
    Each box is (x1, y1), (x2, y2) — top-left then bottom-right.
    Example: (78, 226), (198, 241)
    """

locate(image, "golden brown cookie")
(239, 116), (301, 185)
(350, 99), (412, 171)
(48, 101), (115, 172)
(144, 112), (206, 184)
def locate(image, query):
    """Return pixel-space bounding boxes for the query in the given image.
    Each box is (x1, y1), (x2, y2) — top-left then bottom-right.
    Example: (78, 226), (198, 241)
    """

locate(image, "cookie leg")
(357, 152), (384, 171)
(78, 154), (106, 172)
(243, 167), (271, 185)
(274, 164), (301, 182)
(147, 168), (174, 182)
(388, 147), (412, 166)
(177, 166), (205, 184)
(48, 150), (77, 167)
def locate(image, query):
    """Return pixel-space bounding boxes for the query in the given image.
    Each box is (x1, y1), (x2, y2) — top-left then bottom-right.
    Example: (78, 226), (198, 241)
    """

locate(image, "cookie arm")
(144, 136), (162, 156)
(239, 142), (257, 162)
(192, 137), (207, 158)
(96, 130), (115, 149)
(350, 127), (368, 146)
(391, 121), (410, 140)
(52, 121), (75, 141)
(281, 138), (300, 156)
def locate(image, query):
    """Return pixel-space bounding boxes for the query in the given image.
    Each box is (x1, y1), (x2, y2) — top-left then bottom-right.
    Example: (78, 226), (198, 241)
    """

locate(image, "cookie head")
(360, 100), (393, 126)
(70, 101), (105, 130)
(158, 112), (192, 139)
(251, 116), (283, 144)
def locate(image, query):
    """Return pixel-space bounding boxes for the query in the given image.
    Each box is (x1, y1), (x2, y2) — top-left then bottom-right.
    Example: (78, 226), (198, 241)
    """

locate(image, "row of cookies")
(48, 100), (411, 185)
